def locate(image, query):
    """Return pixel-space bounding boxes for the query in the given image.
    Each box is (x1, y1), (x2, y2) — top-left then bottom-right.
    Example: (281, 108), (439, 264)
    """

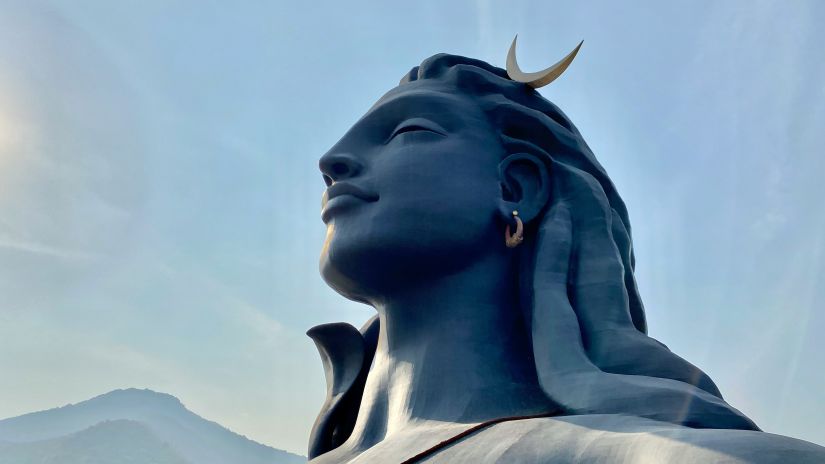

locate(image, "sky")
(0, 0), (823, 456)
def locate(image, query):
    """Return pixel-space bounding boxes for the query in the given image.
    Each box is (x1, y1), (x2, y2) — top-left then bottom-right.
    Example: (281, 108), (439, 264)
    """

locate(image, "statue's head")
(318, 69), (512, 303)
(310, 47), (758, 458)
(318, 52), (638, 319)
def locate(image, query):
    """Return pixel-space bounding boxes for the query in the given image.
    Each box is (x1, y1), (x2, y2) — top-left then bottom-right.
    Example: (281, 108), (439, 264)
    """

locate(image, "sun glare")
(0, 87), (36, 168)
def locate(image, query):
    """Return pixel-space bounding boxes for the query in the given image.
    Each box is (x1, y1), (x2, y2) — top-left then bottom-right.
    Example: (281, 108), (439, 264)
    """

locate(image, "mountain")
(0, 389), (305, 464)
(0, 420), (189, 464)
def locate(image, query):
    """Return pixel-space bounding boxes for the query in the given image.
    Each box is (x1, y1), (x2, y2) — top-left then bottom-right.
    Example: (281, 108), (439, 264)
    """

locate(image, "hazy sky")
(1, 0), (823, 456)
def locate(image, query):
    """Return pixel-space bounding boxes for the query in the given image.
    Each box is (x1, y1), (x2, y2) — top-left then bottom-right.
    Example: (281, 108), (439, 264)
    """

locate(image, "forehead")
(372, 82), (482, 121)
(333, 82), (488, 144)
(321, 79), (501, 162)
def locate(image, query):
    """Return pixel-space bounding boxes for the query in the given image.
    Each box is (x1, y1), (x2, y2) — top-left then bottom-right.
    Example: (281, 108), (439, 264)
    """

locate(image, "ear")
(497, 153), (551, 226)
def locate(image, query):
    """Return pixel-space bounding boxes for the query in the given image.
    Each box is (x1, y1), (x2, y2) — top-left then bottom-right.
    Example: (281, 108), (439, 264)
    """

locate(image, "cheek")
(371, 176), (500, 257)
(367, 141), (504, 248)
(320, 135), (506, 288)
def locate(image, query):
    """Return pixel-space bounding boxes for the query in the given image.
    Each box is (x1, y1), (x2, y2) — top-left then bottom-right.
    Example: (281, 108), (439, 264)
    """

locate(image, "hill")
(0, 389), (305, 464)
(0, 420), (188, 464)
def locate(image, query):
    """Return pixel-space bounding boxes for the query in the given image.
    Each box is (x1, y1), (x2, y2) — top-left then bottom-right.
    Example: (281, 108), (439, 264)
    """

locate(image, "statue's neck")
(348, 252), (553, 449)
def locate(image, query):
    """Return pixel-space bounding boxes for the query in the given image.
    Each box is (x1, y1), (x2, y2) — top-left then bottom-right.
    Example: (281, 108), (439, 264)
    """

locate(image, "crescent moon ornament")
(506, 35), (583, 89)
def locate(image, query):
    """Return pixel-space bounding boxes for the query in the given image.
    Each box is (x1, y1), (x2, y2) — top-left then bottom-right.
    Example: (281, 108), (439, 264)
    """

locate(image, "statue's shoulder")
(427, 414), (825, 464)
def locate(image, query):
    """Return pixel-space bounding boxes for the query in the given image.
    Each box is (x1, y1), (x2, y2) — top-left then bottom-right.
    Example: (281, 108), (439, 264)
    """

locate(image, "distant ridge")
(0, 389), (305, 464)
(0, 420), (189, 464)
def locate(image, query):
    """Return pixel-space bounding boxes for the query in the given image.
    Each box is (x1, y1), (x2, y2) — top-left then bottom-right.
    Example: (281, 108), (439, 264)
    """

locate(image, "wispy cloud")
(0, 237), (100, 260)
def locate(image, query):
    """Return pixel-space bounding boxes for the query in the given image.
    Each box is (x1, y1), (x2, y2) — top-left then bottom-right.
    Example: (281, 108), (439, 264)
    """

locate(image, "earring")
(505, 210), (524, 248)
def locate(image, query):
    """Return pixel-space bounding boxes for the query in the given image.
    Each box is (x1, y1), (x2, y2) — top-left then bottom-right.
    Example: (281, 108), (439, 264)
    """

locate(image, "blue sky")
(0, 0), (823, 456)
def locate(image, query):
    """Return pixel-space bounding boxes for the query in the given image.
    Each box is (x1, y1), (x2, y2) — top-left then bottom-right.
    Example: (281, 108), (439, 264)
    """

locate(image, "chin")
(318, 254), (367, 304)
(319, 229), (392, 304)
(320, 223), (488, 304)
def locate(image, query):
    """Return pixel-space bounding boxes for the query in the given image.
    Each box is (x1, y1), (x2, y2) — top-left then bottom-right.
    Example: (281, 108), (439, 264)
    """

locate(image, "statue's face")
(319, 82), (506, 303)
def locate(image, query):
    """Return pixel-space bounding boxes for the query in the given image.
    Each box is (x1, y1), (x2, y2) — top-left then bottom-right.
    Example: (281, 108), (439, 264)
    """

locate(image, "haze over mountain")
(0, 420), (189, 464)
(0, 389), (305, 464)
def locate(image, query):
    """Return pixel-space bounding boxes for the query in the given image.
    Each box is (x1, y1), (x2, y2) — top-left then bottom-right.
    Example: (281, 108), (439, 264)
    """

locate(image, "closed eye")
(386, 118), (447, 143)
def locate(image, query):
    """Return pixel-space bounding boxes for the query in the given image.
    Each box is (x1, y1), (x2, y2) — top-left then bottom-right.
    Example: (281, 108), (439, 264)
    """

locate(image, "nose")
(319, 152), (363, 186)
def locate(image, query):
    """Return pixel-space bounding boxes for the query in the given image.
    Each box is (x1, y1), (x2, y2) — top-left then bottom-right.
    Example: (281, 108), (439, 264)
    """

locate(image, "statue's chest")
(307, 416), (820, 464)
(308, 420), (541, 464)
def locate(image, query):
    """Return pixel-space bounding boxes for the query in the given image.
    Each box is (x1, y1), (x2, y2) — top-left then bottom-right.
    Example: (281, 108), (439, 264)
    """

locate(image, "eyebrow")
(370, 89), (458, 110)
(362, 91), (459, 127)
(383, 117), (448, 144)
(336, 90), (463, 147)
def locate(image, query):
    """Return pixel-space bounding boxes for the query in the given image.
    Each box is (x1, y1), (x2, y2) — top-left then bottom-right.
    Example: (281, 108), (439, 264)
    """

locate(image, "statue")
(306, 38), (825, 463)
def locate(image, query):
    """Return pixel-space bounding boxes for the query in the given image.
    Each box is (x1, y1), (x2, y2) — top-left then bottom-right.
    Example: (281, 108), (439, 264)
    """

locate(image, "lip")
(324, 182), (379, 203)
(321, 182), (378, 222)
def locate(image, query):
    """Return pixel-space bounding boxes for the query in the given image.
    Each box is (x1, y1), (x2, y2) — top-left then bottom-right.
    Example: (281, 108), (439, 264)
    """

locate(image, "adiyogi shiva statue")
(305, 37), (825, 463)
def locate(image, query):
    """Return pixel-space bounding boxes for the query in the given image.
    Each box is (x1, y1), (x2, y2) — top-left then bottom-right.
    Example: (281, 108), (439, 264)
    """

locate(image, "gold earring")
(505, 210), (524, 248)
